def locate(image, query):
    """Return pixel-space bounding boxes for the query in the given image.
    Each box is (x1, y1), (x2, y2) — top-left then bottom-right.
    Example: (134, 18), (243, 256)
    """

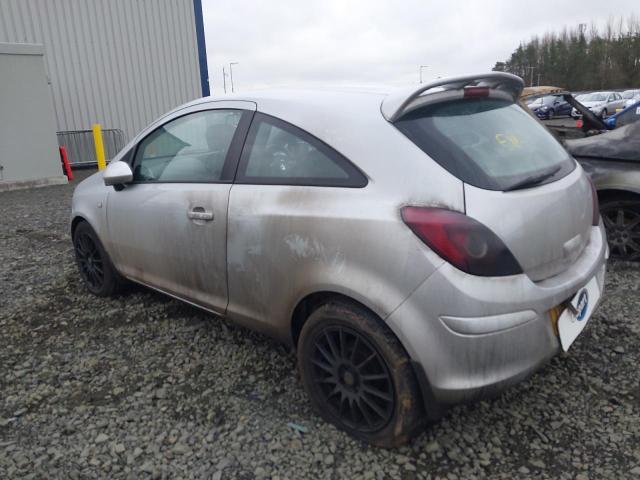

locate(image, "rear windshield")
(395, 98), (575, 191)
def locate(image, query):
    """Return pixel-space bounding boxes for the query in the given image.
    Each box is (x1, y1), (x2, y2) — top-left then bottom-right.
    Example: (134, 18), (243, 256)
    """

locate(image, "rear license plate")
(558, 275), (601, 351)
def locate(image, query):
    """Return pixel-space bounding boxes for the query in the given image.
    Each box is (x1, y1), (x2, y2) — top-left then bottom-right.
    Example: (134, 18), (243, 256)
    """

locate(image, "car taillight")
(588, 178), (600, 226)
(463, 86), (490, 98)
(401, 207), (523, 276)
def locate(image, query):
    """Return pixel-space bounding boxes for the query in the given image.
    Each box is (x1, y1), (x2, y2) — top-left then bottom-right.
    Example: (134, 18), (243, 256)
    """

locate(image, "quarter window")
(132, 109), (242, 183)
(237, 113), (367, 187)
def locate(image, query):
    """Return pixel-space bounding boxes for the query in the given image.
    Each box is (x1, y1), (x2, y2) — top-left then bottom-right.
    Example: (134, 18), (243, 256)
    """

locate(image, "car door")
(225, 112), (368, 338)
(107, 101), (255, 314)
(557, 97), (571, 116)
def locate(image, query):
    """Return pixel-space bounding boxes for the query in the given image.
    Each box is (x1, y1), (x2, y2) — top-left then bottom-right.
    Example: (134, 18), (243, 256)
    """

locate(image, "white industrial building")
(0, 0), (209, 188)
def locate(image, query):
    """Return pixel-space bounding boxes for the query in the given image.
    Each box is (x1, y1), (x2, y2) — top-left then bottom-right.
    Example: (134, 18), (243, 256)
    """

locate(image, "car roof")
(179, 87), (389, 114)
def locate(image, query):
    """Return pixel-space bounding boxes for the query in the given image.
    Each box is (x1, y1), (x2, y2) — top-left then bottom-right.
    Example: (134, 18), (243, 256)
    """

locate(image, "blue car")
(605, 100), (640, 129)
(526, 94), (572, 119)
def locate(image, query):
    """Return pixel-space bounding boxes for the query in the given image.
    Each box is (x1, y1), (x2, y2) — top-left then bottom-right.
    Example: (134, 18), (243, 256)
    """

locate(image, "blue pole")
(193, 0), (210, 96)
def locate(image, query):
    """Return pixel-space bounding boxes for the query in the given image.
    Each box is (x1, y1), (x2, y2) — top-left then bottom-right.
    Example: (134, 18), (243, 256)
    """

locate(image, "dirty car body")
(71, 73), (608, 445)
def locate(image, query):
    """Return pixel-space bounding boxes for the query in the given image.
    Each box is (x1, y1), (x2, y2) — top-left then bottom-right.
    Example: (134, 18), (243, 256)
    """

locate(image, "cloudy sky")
(202, 0), (638, 92)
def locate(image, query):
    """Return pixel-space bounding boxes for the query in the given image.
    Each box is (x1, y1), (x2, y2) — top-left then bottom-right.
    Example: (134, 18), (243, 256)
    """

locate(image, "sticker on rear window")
(495, 133), (521, 147)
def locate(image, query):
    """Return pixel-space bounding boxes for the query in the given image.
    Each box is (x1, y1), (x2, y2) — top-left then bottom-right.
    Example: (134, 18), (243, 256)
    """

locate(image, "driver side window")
(237, 113), (367, 187)
(132, 109), (242, 183)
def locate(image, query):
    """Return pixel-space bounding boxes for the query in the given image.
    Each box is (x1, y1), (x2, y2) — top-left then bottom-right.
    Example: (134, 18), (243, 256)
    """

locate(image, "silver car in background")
(571, 91), (626, 118)
(71, 73), (608, 447)
(622, 89), (640, 109)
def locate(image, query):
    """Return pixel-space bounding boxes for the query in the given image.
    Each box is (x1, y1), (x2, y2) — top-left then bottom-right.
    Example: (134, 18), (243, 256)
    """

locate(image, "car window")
(237, 113), (367, 187)
(584, 93), (606, 102)
(132, 109), (242, 183)
(395, 98), (575, 191)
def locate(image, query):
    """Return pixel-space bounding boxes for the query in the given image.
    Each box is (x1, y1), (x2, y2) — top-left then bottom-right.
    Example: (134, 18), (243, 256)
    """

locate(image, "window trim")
(234, 112), (368, 188)
(128, 108), (254, 185)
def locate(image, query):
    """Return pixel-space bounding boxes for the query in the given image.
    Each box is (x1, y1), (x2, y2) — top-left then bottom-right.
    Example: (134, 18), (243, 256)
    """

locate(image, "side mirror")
(103, 161), (133, 188)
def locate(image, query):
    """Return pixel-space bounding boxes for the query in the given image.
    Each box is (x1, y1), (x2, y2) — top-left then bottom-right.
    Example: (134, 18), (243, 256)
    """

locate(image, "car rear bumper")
(387, 223), (608, 405)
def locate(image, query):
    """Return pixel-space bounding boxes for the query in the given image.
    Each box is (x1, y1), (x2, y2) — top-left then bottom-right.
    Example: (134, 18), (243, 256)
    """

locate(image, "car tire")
(73, 221), (126, 296)
(601, 108), (608, 119)
(297, 301), (425, 447)
(600, 197), (640, 261)
(547, 109), (555, 120)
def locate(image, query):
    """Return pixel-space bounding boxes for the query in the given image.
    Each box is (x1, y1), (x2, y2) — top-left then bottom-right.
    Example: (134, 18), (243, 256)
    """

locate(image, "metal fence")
(56, 129), (126, 166)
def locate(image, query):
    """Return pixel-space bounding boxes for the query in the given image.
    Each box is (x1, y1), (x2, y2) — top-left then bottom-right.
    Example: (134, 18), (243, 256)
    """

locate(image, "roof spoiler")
(381, 72), (524, 122)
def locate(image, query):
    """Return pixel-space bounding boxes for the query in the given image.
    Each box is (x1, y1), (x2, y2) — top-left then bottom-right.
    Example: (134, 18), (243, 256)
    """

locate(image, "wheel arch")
(597, 188), (640, 204)
(71, 215), (89, 238)
(290, 291), (383, 349)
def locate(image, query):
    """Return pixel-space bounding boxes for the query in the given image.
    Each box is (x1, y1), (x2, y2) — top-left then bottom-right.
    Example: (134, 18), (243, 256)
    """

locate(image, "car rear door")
(106, 101), (255, 313)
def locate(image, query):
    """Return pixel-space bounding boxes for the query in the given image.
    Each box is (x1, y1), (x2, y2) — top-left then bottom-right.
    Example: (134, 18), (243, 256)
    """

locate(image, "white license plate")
(558, 275), (601, 351)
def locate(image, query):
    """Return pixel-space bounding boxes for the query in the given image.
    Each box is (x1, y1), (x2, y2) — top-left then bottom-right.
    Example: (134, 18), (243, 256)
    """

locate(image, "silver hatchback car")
(71, 73), (608, 447)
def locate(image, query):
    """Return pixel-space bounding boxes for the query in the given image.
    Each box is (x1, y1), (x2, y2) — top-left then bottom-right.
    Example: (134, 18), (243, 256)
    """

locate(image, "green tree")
(495, 16), (640, 90)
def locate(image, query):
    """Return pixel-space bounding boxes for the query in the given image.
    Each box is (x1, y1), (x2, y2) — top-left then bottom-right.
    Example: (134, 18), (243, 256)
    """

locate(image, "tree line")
(493, 17), (640, 91)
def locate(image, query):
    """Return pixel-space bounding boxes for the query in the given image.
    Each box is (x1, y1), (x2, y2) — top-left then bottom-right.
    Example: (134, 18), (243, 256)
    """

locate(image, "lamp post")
(527, 66), (535, 87)
(419, 65), (429, 84)
(229, 62), (239, 93)
(222, 66), (227, 94)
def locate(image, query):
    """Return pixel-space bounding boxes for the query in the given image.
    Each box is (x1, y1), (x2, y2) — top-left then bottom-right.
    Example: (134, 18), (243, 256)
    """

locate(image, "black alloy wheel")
(72, 221), (125, 296)
(298, 301), (427, 447)
(74, 230), (105, 292)
(601, 200), (640, 261)
(309, 325), (394, 432)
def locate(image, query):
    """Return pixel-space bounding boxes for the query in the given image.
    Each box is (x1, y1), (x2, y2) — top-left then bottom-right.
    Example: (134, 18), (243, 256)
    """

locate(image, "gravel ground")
(1, 171), (639, 479)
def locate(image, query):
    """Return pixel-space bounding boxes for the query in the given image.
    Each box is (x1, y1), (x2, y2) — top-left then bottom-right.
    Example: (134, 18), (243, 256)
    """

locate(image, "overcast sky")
(202, 0), (638, 92)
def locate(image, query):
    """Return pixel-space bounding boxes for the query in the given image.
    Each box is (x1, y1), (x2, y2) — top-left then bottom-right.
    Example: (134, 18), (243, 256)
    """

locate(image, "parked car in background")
(571, 91), (625, 118)
(526, 94), (572, 119)
(520, 85), (564, 101)
(605, 99), (640, 129)
(621, 89), (640, 109)
(71, 73), (607, 446)
(566, 121), (640, 261)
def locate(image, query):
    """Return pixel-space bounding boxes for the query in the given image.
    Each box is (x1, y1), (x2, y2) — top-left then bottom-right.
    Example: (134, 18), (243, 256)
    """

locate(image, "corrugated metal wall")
(0, 0), (203, 140)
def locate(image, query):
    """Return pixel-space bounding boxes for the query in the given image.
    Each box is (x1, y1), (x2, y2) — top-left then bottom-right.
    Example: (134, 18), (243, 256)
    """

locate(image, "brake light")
(588, 178), (600, 226)
(463, 86), (490, 98)
(401, 207), (523, 276)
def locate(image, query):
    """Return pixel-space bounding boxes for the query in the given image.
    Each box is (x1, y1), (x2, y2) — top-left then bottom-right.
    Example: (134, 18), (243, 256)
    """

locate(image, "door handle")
(187, 207), (214, 221)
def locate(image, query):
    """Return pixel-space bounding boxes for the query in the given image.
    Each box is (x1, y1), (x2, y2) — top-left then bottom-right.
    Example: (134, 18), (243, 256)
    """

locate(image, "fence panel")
(56, 129), (126, 165)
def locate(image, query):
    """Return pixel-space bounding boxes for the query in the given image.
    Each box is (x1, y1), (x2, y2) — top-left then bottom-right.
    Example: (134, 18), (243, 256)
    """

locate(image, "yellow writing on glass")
(495, 133), (521, 146)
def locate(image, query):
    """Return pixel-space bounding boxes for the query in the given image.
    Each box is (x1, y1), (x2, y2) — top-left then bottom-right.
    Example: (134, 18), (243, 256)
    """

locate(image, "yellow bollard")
(92, 123), (107, 171)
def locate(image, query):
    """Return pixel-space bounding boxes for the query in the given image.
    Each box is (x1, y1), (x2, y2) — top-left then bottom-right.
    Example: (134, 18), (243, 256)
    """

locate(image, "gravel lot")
(1, 171), (639, 479)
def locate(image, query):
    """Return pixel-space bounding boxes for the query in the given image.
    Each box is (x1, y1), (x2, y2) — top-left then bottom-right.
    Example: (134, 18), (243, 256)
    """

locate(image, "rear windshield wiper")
(504, 165), (562, 191)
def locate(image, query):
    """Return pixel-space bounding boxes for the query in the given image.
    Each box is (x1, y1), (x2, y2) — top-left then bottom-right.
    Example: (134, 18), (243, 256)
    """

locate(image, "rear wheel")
(298, 301), (425, 447)
(73, 221), (125, 296)
(600, 198), (640, 261)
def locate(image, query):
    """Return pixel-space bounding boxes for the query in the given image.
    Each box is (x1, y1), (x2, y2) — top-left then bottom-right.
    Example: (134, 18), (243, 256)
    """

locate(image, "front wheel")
(547, 108), (555, 120)
(601, 108), (608, 119)
(297, 301), (425, 447)
(73, 221), (125, 296)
